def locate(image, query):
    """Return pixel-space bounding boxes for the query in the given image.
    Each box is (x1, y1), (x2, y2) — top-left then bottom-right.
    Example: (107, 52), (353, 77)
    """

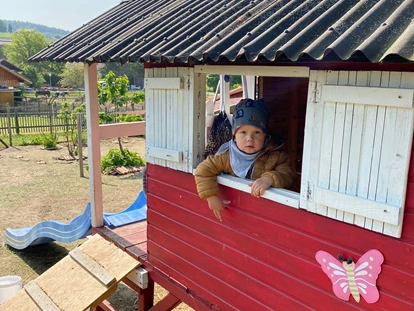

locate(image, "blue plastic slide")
(103, 191), (147, 228)
(4, 203), (92, 250)
(4, 191), (147, 250)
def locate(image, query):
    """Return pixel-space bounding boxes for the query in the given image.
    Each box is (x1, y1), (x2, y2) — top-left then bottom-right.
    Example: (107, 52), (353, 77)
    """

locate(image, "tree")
(98, 71), (129, 154)
(8, 24), (12, 33)
(0, 20), (6, 32)
(59, 63), (85, 89)
(0, 46), (5, 59)
(4, 29), (63, 88)
(99, 62), (144, 87)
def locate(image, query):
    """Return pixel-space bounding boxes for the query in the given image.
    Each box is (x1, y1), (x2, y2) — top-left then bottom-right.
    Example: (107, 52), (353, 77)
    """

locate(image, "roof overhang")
(30, 0), (414, 65)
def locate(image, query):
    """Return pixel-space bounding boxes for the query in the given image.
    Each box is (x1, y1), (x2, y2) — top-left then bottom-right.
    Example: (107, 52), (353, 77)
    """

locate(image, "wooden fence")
(0, 107), (82, 135)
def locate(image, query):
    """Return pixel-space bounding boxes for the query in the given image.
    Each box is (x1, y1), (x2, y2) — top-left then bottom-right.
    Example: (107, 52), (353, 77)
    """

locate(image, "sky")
(0, 0), (121, 31)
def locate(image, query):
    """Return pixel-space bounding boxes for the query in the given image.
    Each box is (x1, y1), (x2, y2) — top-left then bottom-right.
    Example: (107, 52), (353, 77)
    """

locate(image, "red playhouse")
(28, 1), (414, 310)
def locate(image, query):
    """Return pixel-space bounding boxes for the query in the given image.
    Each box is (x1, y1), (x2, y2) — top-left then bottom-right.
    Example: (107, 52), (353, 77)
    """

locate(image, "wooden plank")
(322, 85), (414, 108)
(145, 68), (155, 165)
(149, 241), (295, 311)
(194, 65), (310, 77)
(145, 77), (183, 89)
(2, 234), (138, 311)
(69, 248), (116, 287)
(148, 194), (414, 303)
(216, 174), (299, 208)
(316, 187), (401, 225)
(99, 122), (145, 139)
(300, 71), (326, 212)
(147, 162), (414, 274)
(146, 146), (183, 163)
(24, 281), (59, 311)
(0, 289), (40, 311)
(148, 180), (414, 309)
(149, 222), (368, 311)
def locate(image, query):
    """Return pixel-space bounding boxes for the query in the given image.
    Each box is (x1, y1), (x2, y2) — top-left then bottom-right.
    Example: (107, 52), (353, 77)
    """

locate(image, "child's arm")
(194, 154), (228, 199)
(195, 154), (230, 221)
(261, 151), (296, 189)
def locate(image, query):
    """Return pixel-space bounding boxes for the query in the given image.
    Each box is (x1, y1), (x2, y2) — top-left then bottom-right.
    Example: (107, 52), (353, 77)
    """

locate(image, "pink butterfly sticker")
(315, 249), (384, 303)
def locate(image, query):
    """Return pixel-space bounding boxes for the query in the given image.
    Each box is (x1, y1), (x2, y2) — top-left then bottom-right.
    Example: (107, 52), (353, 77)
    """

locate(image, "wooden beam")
(146, 146), (183, 163)
(149, 293), (181, 311)
(145, 77), (183, 89)
(137, 279), (154, 311)
(216, 174), (300, 208)
(322, 85), (414, 108)
(24, 281), (59, 311)
(69, 248), (116, 287)
(84, 63), (103, 227)
(195, 65), (310, 77)
(99, 122), (146, 139)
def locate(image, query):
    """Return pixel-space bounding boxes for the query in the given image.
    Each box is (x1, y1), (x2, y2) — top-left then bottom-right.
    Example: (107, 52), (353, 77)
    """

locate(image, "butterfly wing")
(354, 249), (384, 303)
(315, 251), (350, 301)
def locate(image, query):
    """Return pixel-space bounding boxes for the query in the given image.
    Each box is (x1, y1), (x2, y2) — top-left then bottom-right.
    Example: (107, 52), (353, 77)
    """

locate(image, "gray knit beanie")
(232, 98), (269, 135)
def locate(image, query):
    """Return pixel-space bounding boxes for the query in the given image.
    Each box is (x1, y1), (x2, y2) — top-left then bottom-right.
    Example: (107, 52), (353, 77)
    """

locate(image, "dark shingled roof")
(30, 0), (414, 64)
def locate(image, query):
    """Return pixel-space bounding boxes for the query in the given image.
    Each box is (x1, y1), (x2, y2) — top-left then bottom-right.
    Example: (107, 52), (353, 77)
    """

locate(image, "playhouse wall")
(147, 158), (414, 311)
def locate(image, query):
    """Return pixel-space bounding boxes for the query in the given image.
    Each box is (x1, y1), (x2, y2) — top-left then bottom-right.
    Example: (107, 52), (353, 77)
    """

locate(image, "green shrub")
(41, 133), (58, 149)
(30, 135), (43, 145)
(119, 114), (144, 122)
(101, 148), (145, 172)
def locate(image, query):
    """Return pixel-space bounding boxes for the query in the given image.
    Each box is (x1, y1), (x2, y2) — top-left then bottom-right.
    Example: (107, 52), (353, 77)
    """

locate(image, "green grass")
(0, 133), (69, 146)
(0, 32), (11, 39)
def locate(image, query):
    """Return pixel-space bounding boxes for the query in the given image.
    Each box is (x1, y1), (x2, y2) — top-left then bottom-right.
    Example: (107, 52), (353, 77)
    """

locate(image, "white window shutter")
(145, 67), (205, 173)
(301, 75), (414, 238)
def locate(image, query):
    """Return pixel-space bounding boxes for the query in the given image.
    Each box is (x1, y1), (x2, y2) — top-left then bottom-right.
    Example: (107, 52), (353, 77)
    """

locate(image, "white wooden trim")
(84, 63), (103, 228)
(315, 187), (401, 225)
(217, 174), (299, 208)
(194, 65), (310, 78)
(220, 75), (230, 113)
(126, 267), (149, 289)
(99, 122), (145, 139)
(322, 85), (414, 108)
(147, 146), (183, 163)
(145, 77), (183, 89)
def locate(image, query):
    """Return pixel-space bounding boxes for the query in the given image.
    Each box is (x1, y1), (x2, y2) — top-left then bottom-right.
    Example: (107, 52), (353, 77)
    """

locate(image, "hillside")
(3, 20), (69, 40)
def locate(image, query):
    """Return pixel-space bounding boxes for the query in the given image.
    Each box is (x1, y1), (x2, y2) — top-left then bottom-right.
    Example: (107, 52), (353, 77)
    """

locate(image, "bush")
(30, 135), (43, 145)
(101, 148), (145, 172)
(41, 133), (58, 149)
(119, 114), (144, 122)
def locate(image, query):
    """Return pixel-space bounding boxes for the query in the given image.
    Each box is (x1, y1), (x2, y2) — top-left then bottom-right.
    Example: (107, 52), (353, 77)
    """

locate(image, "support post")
(77, 113), (84, 177)
(137, 279), (154, 311)
(84, 63), (103, 227)
(6, 105), (12, 146)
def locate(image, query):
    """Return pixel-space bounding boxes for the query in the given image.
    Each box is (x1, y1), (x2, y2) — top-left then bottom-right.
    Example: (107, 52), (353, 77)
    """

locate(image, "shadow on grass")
(6, 241), (80, 275)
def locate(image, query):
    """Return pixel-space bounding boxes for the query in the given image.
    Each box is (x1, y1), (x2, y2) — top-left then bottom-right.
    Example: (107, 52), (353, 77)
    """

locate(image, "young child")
(195, 98), (296, 221)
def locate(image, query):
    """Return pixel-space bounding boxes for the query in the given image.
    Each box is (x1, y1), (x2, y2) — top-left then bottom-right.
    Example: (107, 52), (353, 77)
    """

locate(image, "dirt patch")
(0, 137), (193, 310)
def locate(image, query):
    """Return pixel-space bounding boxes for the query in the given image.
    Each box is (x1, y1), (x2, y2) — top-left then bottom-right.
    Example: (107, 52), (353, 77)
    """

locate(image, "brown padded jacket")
(195, 140), (296, 200)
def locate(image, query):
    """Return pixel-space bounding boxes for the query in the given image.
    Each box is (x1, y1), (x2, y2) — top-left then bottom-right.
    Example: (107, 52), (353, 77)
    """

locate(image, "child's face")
(234, 125), (266, 154)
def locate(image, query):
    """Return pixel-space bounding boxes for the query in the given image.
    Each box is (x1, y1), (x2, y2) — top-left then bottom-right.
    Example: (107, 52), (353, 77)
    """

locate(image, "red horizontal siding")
(147, 164), (414, 310)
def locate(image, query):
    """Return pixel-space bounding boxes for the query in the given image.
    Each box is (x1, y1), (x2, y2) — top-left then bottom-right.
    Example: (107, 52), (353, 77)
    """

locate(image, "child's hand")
(207, 196), (230, 221)
(248, 176), (272, 198)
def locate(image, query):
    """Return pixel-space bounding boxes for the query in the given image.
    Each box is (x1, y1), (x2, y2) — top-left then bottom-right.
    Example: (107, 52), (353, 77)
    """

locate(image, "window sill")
(216, 174), (300, 208)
